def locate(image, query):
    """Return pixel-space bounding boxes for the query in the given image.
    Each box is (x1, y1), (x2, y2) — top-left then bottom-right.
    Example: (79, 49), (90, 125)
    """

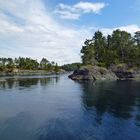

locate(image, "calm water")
(0, 74), (140, 140)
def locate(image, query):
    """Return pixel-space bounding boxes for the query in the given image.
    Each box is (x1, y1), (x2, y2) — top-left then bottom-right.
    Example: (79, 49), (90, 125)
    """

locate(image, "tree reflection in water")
(80, 81), (140, 124)
(0, 76), (60, 90)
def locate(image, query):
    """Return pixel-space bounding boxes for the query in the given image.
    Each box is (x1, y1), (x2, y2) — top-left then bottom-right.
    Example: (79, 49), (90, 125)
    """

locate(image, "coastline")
(68, 65), (140, 81)
(0, 69), (65, 77)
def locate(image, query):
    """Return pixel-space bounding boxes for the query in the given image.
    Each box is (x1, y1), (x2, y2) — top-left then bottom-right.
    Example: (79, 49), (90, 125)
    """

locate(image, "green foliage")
(14, 57), (39, 70)
(40, 58), (49, 70)
(81, 29), (140, 67)
(54, 63), (60, 73)
(134, 31), (140, 46)
(61, 63), (81, 71)
(0, 57), (59, 72)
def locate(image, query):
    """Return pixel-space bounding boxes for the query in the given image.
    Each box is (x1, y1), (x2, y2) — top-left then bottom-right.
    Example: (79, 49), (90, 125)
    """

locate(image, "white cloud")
(55, 10), (80, 20)
(74, 2), (106, 14)
(0, 13), (24, 34)
(101, 24), (140, 35)
(55, 1), (107, 20)
(0, 0), (140, 65)
(0, 0), (92, 65)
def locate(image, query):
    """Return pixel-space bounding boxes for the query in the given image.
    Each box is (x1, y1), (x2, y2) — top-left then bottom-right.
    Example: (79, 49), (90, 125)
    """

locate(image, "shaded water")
(0, 74), (140, 140)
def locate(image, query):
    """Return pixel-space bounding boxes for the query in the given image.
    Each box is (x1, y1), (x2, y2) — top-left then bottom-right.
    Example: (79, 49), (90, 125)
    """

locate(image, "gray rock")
(69, 64), (140, 81)
(109, 64), (139, 80)
(69, 66), (117, 81)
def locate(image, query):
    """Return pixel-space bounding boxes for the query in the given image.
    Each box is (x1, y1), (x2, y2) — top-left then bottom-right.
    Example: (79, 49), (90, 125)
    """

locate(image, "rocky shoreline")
(68, 65), (140, 81)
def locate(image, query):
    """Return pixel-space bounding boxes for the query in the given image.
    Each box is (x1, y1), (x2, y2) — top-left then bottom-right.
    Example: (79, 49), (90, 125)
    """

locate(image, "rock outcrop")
(69, 66), (117, 81)
(109, 64), (139, 80)
(68, 65), (140, 81)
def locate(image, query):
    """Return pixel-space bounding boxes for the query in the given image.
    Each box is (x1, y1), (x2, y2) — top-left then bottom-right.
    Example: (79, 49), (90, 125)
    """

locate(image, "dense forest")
(0, 57), (60, 72)
(81, 30), (140, 67)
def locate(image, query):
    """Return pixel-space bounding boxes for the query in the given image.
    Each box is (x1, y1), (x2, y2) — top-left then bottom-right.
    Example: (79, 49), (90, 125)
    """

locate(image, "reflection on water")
(0, 76), (60, 89)
(81, 81), (140, 119)
(0, 75), (140, 140)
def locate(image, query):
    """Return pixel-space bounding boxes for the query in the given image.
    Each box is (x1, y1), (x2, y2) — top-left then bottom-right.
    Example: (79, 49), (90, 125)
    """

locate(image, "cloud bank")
(0, 0), (92, 64)
(0, 0), (140, 65)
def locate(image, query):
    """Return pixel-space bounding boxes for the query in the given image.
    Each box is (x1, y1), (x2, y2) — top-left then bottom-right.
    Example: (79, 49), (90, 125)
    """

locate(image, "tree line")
(81, 30), (140, 67)
(0, 57), (60, 72)
(61, 63), (81, 71)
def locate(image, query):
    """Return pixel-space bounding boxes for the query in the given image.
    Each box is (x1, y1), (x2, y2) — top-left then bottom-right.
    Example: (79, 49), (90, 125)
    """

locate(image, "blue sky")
(45, 0), (140, 28)
(0, 0), (140, 64)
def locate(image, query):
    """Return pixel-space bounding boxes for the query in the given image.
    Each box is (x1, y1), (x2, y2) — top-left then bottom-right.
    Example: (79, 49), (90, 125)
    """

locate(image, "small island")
(0, 57), (63, 76)
(69, 30), (140, 81)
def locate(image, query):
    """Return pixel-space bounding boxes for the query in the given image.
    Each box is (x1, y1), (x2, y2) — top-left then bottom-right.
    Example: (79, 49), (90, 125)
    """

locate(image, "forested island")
(69, 30), (140, 81)
(0, 57), (62, 76)
(0, 56), (83, 76)
(1, 29), (140, 79)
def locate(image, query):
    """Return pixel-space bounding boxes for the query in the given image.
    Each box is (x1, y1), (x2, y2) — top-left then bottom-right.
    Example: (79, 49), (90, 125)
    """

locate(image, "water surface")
(0, 74), (140, 140)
